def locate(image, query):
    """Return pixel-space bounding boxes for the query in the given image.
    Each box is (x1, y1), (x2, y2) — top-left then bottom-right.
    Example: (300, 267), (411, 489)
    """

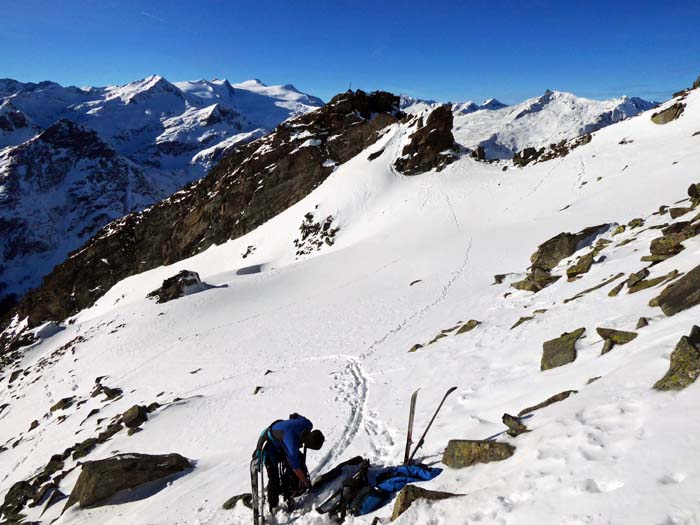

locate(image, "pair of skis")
(403, 386), (457, 465)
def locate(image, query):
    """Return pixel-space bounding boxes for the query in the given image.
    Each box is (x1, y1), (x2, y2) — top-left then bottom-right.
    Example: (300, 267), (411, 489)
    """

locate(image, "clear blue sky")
(3, 0), (699, 104)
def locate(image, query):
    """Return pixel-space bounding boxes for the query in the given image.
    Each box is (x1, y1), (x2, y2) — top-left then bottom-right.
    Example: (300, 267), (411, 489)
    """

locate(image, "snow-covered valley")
(1, 80), (700, 525)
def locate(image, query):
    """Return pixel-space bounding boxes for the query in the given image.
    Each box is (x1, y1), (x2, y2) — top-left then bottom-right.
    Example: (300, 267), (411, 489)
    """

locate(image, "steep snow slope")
(1, 89), (700, 525)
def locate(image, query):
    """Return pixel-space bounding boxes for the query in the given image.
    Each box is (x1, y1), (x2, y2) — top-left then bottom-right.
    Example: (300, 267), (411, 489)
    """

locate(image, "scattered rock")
(72, 438), (97, 460)
(513, 225), (609, 293)
(566, 252), (595, 280)
(541, 328), (585, 371)
(391, 485), (459, 521)
(518, 390), (578, 416)
(502, 414), (529, 437)
(669, 207), (693, 219)
(456, 320), (480, 335)
(147, 270), (206, 303)
(511, 316), (534, 330)
(596, 328), (638, 345)
(408, 344), (423, 353)
(253, 386), (264, 395)
(121, 405), (148, 429)
(636, 317), (650, 329)
(28, 420), (39, 432)
(65, 453), (192, 509)
(628, 218), (644, 229)
(223, 493), (253, 510)
(657, 264), (700, 316)
(442, 440), (515, 468)
(493, 274), (509, 285)
(564, 272), (625, 303)
(586, 376), (602, 385)
(608, 281), (625, 297)
(367, 149), (384, 161)
(653, 326), (700, 391)
(628, 269), (678, 294)
(50, 397), (74, 412)
(651, 103), (685, 124)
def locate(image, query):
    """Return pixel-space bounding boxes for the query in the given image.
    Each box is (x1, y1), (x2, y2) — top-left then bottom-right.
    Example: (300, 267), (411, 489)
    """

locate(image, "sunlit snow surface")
(2, 91), (700, 524)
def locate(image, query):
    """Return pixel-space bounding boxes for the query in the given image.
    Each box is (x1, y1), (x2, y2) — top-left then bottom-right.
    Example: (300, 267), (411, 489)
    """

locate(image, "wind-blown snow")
(1, 89), (699, 525)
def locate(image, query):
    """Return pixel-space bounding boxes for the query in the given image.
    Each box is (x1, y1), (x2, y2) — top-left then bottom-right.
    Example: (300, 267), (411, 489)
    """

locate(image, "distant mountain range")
(0, 75), (323, 307)
(401, 90), (657, 159)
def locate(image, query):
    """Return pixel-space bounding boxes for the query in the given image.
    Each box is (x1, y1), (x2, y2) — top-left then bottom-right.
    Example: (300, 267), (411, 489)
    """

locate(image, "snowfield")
(1, 88), (700, 525)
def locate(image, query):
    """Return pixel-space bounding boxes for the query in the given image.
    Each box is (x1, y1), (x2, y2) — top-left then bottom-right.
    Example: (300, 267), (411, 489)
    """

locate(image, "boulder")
(147, 270), (206, 304)
(391, 485), (459, 521)
(0, 480), (36, 520)
(651, 103), (685, 124)
(518, 390), (578, 416)
(121, 405), (148, 429)
(65, 453), (192, 509)
(442, 440), (515, 469)
(456, 320), (480, 335)
(657, 264), (700, 316)
(566, 252), (594, 280)
(654, 326), (700, 391)
(541, 328), (585, 371)
(513, 225), (608, 293)
(50, 397), (74, 412)
(72, 438), (97, 460)
(596, 328), (638, 345)
(636, 317), (649, 329)
(669, 207), (693, 219)
(628, 270), (678, 294)
(502, 413), (529, 437)
(223, 493), (253, 510)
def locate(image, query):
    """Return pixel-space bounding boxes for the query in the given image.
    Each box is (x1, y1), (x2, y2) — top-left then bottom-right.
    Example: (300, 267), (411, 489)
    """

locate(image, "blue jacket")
(269, 415), (313, 470)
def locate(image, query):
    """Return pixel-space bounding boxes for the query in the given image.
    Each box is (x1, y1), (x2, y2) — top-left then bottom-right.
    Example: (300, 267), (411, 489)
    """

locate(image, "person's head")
(303, 429), (325, 450)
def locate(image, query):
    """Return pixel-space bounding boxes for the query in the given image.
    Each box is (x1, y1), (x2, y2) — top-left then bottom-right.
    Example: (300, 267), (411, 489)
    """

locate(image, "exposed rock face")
(442, 440), (515, 469)
(391, 485), (459, 521)
(541, 328), (585, 371)
(518, 390), (578, 416)
(66, 453), (192, 509)
(651, 103), (685, 124)
(657, 264), (700, 316)
(394, 104), (458, 175)
(654, 326), (700, 391)
(147, 270), (205, 303)
(513, 133), (592, 167)
(512, 225), (609, 293)
(4, 90), (402, 332)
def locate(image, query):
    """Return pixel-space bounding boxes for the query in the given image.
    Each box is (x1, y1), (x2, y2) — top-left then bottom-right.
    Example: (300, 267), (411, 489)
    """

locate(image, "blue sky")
(3, 0), (699, 104)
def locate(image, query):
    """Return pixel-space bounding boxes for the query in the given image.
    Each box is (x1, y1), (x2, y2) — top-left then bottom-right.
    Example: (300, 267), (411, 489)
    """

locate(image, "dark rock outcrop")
(566, 252), (594, 280)
(391, 485), (459, 521)
(513, 134), (592, 167)
(541, 328), (585, 370)
(657, 264), (700, 316)
(147, 270), (205, 303)
(121, 405), (148, 429)
(455, 320), (480, 335)
(597, 327), (638, 355)
(3, 90), (402, 336)
(65, 453), (192, 509)
(442, 440), (515, 469)
(513, 225), (609, 293)
(394, 105), (458, 175)
(651, 103), (685, 124)
(653, 326), (700, 391)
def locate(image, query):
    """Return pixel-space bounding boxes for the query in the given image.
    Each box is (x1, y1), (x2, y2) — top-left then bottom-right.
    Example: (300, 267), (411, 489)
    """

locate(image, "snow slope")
(1, 88), (700, 525)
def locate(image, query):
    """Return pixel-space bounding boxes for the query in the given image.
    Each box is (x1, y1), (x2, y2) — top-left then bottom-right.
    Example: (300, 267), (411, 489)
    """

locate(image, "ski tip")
(447, 386), (458, 394)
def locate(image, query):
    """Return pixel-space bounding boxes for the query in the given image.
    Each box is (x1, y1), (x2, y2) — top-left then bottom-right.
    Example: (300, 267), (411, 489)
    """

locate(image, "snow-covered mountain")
(1, 75), (699, 525)
(403, 89), (656, 160)
(0, 75), (323, 309)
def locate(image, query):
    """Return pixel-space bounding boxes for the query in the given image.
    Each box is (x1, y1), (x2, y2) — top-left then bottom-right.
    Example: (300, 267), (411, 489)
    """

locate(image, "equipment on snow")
(403, 389), (419, 464)
(407, 387), (457, 464)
